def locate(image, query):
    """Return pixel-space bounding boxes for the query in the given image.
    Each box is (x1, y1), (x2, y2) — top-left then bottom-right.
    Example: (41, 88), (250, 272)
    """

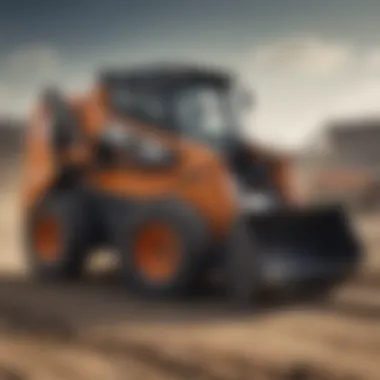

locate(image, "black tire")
(224, 218), (261, 309)
(117, 199), (210, 299)
(25, 191), (90, 282)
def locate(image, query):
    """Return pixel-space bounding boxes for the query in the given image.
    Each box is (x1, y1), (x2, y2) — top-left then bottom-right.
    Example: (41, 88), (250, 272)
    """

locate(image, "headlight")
(102, 120), (135, 147)
(134, 137), (175, 167)
(239, 190), (280, 212)
(137, 138), (168, 161)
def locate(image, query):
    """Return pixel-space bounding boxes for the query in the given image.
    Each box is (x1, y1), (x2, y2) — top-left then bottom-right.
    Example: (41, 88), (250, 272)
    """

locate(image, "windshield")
(106, 80), (246, 150)
(174, 84), (241, 148)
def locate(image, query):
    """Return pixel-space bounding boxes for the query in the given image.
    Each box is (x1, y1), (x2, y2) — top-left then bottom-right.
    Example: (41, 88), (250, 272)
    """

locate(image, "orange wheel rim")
(133, 222), (181, 283)
(34, 216), (61, 262)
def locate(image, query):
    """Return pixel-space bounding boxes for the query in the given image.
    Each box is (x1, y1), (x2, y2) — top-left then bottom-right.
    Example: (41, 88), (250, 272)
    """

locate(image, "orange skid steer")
(21, 65), (362, 306)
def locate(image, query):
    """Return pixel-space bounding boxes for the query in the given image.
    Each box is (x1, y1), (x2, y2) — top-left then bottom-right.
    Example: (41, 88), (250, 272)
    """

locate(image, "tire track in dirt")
(0, 276), (380, 379)
(0, 327), (372, 380)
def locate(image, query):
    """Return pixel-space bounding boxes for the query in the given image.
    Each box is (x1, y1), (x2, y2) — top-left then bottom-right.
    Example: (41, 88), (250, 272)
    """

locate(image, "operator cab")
(99, 65), (252, 153)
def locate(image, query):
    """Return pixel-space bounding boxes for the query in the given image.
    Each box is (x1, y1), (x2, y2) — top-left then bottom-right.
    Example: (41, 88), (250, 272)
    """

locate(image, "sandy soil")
(0, 172), (380, 380)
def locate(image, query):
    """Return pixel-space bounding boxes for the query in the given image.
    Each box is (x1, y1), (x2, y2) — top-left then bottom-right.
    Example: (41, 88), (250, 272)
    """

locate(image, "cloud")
(0, 84), (11, 103)
(328, 79), (380, 118)
(3, 44), (64, 93)
(5, 44), (61, 75)
(252, 36), (353, 76)
(0, 43), (74, 116)
(365, 49), (380, 70)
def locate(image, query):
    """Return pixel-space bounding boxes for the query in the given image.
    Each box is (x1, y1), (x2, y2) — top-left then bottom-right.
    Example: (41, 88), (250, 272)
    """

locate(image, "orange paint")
(21, 105), (57, 209)
(133, 222), (181, 283)
(34, 216), (61, 262)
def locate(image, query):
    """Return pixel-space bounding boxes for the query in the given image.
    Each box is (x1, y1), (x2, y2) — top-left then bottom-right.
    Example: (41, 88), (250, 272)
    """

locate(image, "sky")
(2, 0), (380, 148)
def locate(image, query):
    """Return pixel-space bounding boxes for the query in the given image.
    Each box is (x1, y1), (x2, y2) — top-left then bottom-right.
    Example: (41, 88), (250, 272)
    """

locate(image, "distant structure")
(306, 116), (380, 210)
(326, 116), (380, 169)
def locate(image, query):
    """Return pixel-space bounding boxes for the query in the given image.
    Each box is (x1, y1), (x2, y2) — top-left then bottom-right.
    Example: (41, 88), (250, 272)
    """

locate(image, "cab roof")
(98, 64), (233, 89)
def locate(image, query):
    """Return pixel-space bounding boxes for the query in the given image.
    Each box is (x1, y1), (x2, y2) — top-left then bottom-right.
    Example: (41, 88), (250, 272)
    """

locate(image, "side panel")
(21, 106), (57, 211)
(176, 155), (238, 236)
(21, 95), (96, 212)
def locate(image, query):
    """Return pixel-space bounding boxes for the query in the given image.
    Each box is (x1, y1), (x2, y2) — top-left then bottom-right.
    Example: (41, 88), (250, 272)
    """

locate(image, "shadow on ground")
(0, 271), (328, 331)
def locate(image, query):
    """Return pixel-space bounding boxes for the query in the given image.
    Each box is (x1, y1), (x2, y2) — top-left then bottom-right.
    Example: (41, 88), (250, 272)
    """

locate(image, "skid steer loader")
(21, 64), (362, 306)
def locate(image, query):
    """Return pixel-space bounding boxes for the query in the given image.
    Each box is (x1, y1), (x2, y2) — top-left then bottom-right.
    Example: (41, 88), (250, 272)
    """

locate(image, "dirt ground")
(0, 170), (380, 380)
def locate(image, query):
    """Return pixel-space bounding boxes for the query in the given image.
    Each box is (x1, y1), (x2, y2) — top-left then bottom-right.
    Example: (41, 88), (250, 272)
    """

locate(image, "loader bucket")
(245, 204), (362, 287)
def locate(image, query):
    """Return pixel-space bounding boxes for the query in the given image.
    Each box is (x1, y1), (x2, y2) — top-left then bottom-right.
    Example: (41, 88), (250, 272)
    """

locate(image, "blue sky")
(2, 0), (380, 147)
(2, 0), (380, 62)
